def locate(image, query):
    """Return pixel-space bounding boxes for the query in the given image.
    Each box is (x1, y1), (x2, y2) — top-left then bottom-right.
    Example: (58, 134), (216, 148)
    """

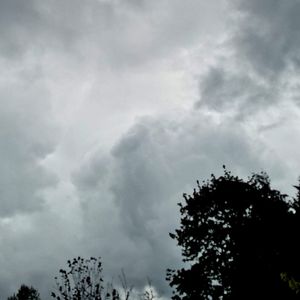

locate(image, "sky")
(1, 0), (300, 298)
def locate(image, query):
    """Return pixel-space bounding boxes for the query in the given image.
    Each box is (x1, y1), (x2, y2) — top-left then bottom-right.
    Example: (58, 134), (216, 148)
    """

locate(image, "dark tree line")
(7, 168), (300, 300)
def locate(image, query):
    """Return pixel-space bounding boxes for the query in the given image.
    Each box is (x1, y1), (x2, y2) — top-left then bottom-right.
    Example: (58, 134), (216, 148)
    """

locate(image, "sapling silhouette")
(51, 257), (155, 300)
(52, 257), (111, 300)
(167, 167), (300, 299)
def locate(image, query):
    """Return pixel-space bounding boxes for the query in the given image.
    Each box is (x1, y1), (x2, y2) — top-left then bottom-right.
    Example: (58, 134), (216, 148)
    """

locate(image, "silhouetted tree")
(167, 167), (300, 299)
(51, 257), (155, 300)
(7, 285), (41, 300)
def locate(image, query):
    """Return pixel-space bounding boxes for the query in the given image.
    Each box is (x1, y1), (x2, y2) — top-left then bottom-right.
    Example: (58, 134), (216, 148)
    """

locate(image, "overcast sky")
(1, 0), (300, 299)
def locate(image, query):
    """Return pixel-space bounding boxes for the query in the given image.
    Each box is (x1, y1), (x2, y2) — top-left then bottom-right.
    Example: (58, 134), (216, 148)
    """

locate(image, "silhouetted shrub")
(51, 257), (155, 300)
(7, 285), (41, 300)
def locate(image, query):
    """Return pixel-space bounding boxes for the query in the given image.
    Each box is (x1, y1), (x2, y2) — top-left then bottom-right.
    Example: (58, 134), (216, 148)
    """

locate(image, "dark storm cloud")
(232, 0), (300, 77)
(109, 116), (256, 236)
(197, 67), (275, 113)
(198, 0), (300, 112)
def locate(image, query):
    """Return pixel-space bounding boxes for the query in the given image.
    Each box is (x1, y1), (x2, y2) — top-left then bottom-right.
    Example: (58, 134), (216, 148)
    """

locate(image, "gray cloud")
(197, 67), (275, 114)
(0, 80), (60, 298)
(0, 0), (229, 297)
(0, 0), (226, 67)
(72, 111), (288, 297)
(197, 0), (300, 113)
(232, 0), (300, 77)
(0, 82), (57, 216)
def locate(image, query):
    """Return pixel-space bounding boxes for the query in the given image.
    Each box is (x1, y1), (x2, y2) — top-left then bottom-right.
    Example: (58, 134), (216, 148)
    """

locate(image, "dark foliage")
(51, 256), (155, 300)
(7, 285), (41, 300)
(167, 167), (300, 299)
(51, 257), (113, 300)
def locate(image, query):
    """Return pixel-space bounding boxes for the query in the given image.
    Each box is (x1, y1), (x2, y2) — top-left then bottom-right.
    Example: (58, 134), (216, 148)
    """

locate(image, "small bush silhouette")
(51, 256), (155, 300)
(7, 285), (41, 300)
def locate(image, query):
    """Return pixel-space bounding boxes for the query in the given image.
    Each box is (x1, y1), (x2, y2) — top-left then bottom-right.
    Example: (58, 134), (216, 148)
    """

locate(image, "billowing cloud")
(197, 67), (275, 113)
(72, 110), (291, 297)
(232, 0), (300, 77)
(197, 0), (300, 113)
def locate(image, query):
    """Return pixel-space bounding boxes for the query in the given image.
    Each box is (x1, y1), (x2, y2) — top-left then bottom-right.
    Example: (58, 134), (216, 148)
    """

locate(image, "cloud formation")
(0, 0), (225, 67)
(197, 0), (300, 114)
(0, 57), (60, 297)
(233, 0), (300, 77)
(0, 78), (57, 216)
(72, 110), (291, 296)
(2, 0), (300, 299)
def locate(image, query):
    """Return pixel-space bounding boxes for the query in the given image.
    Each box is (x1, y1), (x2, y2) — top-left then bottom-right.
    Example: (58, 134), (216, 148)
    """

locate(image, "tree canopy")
(167, 168), (300, 299)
